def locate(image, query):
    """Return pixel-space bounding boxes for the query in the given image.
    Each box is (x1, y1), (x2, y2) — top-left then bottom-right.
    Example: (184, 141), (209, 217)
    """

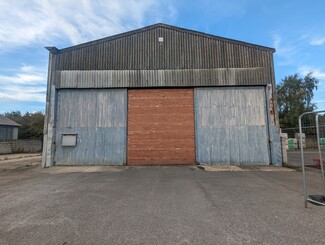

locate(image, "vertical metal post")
(316, 114), (325, 189)
(299, 114), (308, 208)
(265, 86), (273, 165)
(43, 47), (59, 168)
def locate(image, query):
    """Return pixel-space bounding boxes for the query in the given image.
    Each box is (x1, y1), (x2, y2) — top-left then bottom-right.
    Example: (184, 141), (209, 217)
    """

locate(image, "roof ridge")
(52, 23), (275, 53)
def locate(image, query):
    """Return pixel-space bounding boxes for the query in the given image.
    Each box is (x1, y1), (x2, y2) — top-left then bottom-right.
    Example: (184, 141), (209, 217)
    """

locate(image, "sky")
(0, 0), (324, 114)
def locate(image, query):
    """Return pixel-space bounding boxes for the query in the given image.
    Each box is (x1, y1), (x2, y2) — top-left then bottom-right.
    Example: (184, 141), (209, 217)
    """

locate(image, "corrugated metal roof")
(0, 115), (21, 126)
(51, 23), (275, 53)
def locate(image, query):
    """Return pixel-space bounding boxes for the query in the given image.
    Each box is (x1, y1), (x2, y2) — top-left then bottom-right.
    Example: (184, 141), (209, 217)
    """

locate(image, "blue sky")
(0, 0), (324, 114)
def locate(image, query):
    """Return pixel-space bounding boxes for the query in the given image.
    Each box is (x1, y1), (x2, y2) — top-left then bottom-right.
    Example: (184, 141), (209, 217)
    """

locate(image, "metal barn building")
(0, 115), (20, 140)
(42, 23), (282, 167)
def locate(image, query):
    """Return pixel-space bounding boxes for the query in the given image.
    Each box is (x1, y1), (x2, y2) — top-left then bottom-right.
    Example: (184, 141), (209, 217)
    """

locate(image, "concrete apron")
(43, 165), (295, 173)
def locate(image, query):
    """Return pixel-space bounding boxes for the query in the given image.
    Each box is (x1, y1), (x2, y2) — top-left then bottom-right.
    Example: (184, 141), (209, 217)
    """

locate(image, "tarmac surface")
(287, 149), (324, 167)
(0, 156), (325, 244)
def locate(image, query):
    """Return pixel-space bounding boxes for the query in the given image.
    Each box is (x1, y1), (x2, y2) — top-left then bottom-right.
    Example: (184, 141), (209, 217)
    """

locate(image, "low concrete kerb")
(284, 163), (324, 173)
(0, 153), (42, 162)
(198, 165), (296, 172)
(41, 165), (128, 174)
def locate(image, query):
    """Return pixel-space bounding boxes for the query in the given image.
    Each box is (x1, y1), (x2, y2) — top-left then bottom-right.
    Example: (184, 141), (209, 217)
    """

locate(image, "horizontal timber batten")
(56, 67), (270, 88)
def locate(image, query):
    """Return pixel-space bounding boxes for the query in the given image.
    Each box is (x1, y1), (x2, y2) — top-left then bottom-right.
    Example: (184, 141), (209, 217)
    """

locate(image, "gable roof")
(0, 115), (21, 127)
(48, 23), (275, 54)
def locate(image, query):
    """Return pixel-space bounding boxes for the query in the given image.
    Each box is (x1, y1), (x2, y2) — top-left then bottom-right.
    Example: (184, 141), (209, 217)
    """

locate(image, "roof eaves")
(45, 46), (59, 54)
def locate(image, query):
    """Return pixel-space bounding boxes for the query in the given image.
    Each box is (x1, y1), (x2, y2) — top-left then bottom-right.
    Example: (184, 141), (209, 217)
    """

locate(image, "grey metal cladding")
(55, 89), (127, 165)
(0, 126), (15, 140)
(56, 68), (269, 88)
(54, 24), (274, 88)
(195, 87), (270, 165)
(57, 26), (273, 70)
(269, 125), (282, 165)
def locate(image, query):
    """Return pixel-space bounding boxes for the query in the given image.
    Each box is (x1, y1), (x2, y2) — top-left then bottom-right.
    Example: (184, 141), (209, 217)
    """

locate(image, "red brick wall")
(127, 89), (195, 165)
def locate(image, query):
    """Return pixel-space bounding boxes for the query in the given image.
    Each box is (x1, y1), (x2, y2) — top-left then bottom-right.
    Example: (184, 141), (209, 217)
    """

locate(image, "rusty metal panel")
(55, 89), (127, 165)
(266, 85), (282, 165)
(195, 87), (270, 165)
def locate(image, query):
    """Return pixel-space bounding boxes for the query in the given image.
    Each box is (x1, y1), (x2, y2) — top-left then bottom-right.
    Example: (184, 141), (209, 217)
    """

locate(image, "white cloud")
(310, 36), (325, 46)
(0, 65), (46, 86)
(20, 65), (40, 73)
(0, 92), (45, 103)
(298, 66), (325, 92)
(0, 0), (177, 50)
(298, 66), (325, 79)
(0, 65), (47, 102)
(272, 33), (296, 66)
(0, 74), (45, 85)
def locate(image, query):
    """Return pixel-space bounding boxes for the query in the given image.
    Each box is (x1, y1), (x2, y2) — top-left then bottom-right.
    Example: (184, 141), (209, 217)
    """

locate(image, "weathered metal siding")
(56, 68), (269, 89)
(13, 127), (18, 139)
(0, 126), (15, 140)
(54, 25), (274, 88)
(269, 125), (282, 165)
(195, 87), (270, 165)
(264, 83), (282, 165)
(42, 51), (58, 167)
(55, 89), (127, 165)
(57, 26), (273, 71)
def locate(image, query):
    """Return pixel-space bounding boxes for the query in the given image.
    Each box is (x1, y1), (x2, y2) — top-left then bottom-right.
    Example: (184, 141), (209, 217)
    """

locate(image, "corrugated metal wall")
(55, 89), (127, 165)
(53, 25), (275, 89)
(0, 126), (16, 140)
(56, 68), (269, 89)
(57, 26), (273, 71)
(269, 125), (282, 165)
(195, 87), (270, 165)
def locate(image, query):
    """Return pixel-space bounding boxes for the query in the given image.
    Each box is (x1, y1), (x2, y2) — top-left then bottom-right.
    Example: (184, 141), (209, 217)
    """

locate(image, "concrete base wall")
(0, 140), (42, 154)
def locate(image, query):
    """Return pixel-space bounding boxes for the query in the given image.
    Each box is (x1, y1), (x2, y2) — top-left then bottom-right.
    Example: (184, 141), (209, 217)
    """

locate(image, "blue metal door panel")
(55, 89), (127, 165)
(195, 87), (270, 165)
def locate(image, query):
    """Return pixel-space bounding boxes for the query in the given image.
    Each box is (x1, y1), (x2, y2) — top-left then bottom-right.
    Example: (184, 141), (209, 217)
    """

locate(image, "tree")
(23, 112), (45, 139)
(277, 72), (318, 128)
(3, 111), (45, 139)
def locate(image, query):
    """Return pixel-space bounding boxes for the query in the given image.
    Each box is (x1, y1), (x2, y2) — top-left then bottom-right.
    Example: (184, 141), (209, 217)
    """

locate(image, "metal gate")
(299, 110), (325, 207)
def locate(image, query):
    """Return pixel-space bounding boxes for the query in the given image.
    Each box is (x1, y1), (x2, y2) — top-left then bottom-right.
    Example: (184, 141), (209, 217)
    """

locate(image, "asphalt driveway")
(0, 158), (324, 244)
(287, 149), (322, 167)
